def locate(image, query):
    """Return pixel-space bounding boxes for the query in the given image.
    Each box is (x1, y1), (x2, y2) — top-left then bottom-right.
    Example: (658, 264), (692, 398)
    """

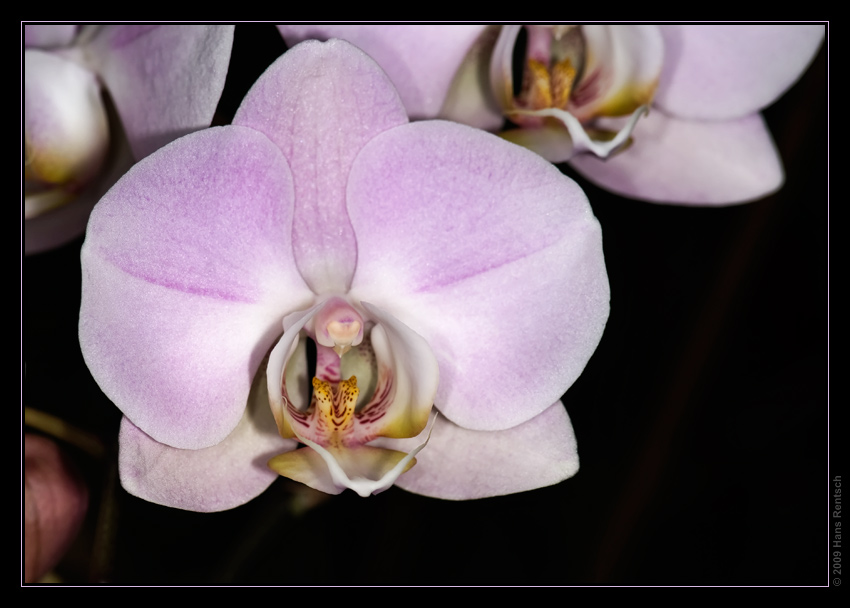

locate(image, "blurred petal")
(490, 24), (521, 113)
(277, 24), (486, 120)
(234, 39), (409, 294)
(571, 25), (663, 120)
(85, 25), (234, 159)
(569, 110), (784, 205)
(24, 24), (77, 48)
(377, 402), (578, 500)
(499, 122), (576, 163)
(25, 50), (108, 193)
(439, 25), (504, 131)
(119, 370), (297, 512)
(348, 121), (609, 431)
(654, 24), (824, 120)
(80, 127), (313, 448)
(24, 434), (88, 582)
(25, 191), (95, 254)
(25, 117), (134, 255)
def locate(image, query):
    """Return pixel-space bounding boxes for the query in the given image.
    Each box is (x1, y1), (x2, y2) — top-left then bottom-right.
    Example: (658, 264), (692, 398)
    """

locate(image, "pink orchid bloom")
(279, 24), (824, 206)
(79, 40), (609, 511)
(24, 25), (234, 254)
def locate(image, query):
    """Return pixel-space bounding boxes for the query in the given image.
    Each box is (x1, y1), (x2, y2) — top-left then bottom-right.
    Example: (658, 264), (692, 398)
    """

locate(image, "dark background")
(23, 25), (830, 585)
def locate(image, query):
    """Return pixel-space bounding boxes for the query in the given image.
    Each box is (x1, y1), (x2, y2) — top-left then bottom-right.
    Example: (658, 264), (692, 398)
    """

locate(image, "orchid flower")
(278, 24), (824, 205)
(24, 24), (234, 254)
(78, 40), (610, 511)
(24, 434), (88, 583)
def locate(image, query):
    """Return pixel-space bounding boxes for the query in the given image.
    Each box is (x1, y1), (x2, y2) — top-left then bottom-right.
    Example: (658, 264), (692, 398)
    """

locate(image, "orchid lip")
(283, 412), (439, 497)
(509, 104), (650, 160)
(489, 25), (661, 161)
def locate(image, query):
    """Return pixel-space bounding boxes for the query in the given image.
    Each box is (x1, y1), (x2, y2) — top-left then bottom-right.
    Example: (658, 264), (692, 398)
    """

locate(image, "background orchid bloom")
(24, 434), (88, 583)
(78, 39), (609, 511)
(278, 24), (824, 206)
(24, 24), (234, 254)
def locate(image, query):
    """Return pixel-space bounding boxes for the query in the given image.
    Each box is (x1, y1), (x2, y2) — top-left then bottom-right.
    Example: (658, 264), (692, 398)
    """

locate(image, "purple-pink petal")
(277, 25), (487, 120)
(569, 110), (784, 206)
(654, 24), (824, 121)
(25, 50), (108, 190)
(24, 24), (78, 48)
(118, 385), (297, 512)
(377, 402), (578, 500)
(84, 25), (234, 160)
(80, 127), (313, 449)
(347, 120), (609, 431)
(234, 39), (409, 294)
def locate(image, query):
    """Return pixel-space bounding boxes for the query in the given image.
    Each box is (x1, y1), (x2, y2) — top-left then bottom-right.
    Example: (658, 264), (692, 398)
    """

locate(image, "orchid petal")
(25, 50), (108, 195)
(119, 369), (297, 512)
(573, 25), (663, 121)
(357, 302), (439, 439)
(84, 25), (234, 159)
(489, 24), (522, 112)
(266, 302), (323, 438)
(80, 126), (313, 448)
(376, 402), (578, 500)
(348, 120), (609, 431)
(439, 25), (505, 131)
(234, 39), (409, 294)
(569, 110), (783, 205)
(277, 24), (487, 120)
(24, 24), (78, 48)
(654, 24), (824, 120)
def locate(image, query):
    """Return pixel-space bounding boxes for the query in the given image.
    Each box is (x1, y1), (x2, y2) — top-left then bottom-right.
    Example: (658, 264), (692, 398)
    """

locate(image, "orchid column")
(79, 40), (610, 510)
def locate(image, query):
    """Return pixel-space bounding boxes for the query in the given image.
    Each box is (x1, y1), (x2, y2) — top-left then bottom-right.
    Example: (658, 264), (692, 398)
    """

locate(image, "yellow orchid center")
(312, 375), (359, 448)
(521, 57), (578, 113)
